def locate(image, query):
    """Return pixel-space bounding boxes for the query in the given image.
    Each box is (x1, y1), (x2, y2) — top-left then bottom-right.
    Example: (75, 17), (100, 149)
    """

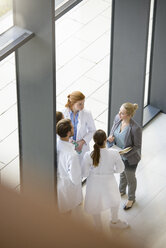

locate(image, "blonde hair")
(122, 102), (138, 117)
(65, 91), (85, 109)
(91, 130), (107, 167)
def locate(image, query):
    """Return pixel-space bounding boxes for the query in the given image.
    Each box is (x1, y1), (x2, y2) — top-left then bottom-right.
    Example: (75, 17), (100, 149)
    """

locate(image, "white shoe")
(110, 219), (129, 229)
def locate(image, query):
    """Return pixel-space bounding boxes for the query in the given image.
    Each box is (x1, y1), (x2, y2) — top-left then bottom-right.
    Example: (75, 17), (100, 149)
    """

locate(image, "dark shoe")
(123, 200), (135, 210)
(120, 192), (126, 196)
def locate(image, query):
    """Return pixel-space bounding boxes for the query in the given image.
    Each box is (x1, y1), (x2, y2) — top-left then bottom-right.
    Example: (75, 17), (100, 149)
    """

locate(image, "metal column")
(108, 0), (150, 132)
(149, 0), (166, 113)
(14, 0), (56, 201)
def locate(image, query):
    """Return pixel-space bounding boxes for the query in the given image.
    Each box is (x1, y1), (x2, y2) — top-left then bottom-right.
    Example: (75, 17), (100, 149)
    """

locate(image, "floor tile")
(56, 36), (88, 67)
(1, 156), (20, 189)
(96, 108), (108, 124)
(85, 55), (110, 83)
(101, 0), (111, 3)
(141, 149), (166, 177)
(68, 0), (109, 25)
(0, 11), (13, 34)
(0, 82), (17, 115)
(56, 76), (101, 106)
(56, 101), (64, 112)
(56, 17), (83, 46)
(0, 105), (18, 141)
(0, 62), (16, 90)
(8, 53), (15, 65)
(90, 81), (109, 104)
(0, 161), (6, 170)
(133, 166), (166, 211)
(120, 187), (166, 247)
(0, 130), (19, 164)
(100, 6), (111, 19)
(74, 15), (110, 44)
(94, 120), (107, 132)
(79, 31), (110, 63)
(56, 56), (95, 95)
(64, 0), (89, 17)
(85, 97), (107, 119)
(14, 184), (21, 193)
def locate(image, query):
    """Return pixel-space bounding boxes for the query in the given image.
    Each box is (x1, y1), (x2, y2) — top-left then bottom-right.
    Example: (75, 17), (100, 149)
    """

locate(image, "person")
(82, 129), (128, 229)
(63, 91), (96, 159)
(107, 102), (142, 210)
(56, 111), (64, 143)
(0, 184), (143, 248)
(56, 119), (83, 213)
(56, 111), (64, 124)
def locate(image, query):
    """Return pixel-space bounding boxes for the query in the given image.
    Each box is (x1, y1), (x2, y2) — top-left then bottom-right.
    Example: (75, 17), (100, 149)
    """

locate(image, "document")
(110, 145), (132, 154)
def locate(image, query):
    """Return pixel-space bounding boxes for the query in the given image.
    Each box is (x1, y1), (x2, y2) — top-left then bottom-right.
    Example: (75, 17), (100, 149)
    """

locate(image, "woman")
(82, 130), (128, 229)
(56, 111), (64, 125)
(107, 102), (142, 210)
(63, 91), (96, 159)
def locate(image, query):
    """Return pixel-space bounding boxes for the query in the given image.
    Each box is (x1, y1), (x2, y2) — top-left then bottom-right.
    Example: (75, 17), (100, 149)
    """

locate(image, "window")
(0, 0), (13, 35)
(144, 0), (155, 107)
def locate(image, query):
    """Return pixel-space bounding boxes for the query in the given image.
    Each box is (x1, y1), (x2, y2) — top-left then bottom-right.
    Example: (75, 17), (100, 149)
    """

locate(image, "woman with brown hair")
(107, 102), (142, 210)
(82, 130), (128, 229)
(56, 111), (64, 125)
(63, 91), (96, 159)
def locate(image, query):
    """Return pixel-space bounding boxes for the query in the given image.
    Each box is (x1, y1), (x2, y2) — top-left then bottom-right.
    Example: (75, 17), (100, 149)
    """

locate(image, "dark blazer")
(108, 114), (142, 165)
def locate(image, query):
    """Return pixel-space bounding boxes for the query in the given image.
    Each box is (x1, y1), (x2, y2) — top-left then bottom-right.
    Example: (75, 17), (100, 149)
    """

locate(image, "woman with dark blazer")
(107, 102), (142, 210)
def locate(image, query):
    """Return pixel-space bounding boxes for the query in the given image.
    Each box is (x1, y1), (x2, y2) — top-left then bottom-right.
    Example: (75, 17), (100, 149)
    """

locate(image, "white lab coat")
(57, 139), (83, 212)
(82, 148), (124, 214)
(63, 108), (96, 160)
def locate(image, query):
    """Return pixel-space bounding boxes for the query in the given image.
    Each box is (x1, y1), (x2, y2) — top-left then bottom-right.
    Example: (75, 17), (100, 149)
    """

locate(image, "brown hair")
(56, 111), (64, 125)
(122, 102), (138, 117)
(56, 119), (72, 138)
(65, 91), (85, 109)
(91, 130), (107, 167)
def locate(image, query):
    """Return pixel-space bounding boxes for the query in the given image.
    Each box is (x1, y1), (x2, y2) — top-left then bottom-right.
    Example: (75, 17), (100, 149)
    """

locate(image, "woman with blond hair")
(82, 130), (128, 229)
(63, 91), (96, 159)
(107, 102), (142, 210)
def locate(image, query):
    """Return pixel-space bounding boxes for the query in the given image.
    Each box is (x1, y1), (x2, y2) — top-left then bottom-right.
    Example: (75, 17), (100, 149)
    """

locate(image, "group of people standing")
(56, 91), (142, 229)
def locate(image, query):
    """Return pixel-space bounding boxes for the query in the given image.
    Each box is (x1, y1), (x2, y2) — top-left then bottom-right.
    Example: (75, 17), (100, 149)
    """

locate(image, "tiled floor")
(80, 113), (166, 248)
(0, 1), (166, 247)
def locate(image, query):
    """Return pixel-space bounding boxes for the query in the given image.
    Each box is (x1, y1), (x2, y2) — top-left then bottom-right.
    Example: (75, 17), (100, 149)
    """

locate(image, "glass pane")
(55, 0), (67, 9)
(144, 0), (155, 107)
(0, 0), (13, 35)
(0, 52), (20, 189)
(56, 0), (112, 134)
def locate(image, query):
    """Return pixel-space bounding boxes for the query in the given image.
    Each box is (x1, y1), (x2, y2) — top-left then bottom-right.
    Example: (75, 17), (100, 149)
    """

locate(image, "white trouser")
(92, 206), (119, 228)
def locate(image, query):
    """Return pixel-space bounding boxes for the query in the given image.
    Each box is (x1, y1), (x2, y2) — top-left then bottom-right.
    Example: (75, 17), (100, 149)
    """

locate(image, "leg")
(110, 207), (129, 229)
(110, 206), (119, 223)
(124, 162), (137, 201)
(119, 171), (127, 194)
(92, 214), (102, 229)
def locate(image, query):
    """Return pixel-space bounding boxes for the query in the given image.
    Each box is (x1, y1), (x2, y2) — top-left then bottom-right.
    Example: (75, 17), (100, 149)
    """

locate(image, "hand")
(107, 136), (114, 143)
(69, 138), (73, 143)
(76, 139), (85, 152)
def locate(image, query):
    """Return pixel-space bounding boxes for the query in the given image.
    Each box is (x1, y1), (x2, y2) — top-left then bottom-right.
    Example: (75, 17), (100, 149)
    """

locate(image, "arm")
(81, 111), (96, 145)
(113, 151), (125, 173)
(125, 125), (142, 159)
(107, 115), (119, 148)
(81, 152), (91, 178)
(68, 153), (81, 185)
(75, 139), (86, 153)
